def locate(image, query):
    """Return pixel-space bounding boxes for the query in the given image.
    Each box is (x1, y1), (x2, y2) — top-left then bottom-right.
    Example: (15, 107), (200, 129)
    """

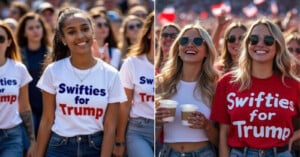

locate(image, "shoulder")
(8, 59), (27, 69)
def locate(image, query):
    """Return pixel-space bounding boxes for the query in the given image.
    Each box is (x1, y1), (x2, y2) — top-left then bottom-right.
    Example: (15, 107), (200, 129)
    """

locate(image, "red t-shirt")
(211, 73), (300, 149)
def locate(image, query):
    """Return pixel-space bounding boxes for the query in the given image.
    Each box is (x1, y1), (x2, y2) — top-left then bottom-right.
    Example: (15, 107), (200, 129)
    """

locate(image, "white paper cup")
(181, 104), (198, 126)
(159, 99), (178, 122)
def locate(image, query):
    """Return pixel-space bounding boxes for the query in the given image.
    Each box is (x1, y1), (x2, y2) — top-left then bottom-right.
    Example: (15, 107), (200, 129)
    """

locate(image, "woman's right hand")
(155, 107), (173, 126)
(113, 145), (126, 157)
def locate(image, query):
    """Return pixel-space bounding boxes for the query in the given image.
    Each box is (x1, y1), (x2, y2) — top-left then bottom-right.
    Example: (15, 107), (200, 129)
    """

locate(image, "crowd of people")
(155, 1), (300, 157)
(0, 0), (300, 157)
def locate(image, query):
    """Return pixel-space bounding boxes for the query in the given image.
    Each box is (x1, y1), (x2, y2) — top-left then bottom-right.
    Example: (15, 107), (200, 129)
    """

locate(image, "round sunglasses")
(161, 32), (177, 39)
(179, 37), (204, 46)
(288, 47), (300, 54)
(249, 35), (275, 46)
(227, 35), (244, 43)
(127, 23), (142, 30)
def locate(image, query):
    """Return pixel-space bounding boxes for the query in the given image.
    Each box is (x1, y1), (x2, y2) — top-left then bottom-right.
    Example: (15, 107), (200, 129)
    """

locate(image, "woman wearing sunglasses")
(155, 24), (219, 157)
(215, 22), (247, 75)
(286, 32), (300, 157)
(211, 18), (300, 157)
(119, 15), (144, 60)
(90, 11), (122, 70)
(155, 23), (180, 74)
(114, 12), (154, 157)
(0, 20), (36, 157)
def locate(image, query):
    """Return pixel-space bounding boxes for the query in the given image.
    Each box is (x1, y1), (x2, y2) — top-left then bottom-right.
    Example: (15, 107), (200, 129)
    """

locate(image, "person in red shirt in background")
(211, 18), (300, 157)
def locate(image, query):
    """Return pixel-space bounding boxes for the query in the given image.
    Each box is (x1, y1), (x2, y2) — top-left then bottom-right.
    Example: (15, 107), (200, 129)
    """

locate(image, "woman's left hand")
(188, 111), (209, 129)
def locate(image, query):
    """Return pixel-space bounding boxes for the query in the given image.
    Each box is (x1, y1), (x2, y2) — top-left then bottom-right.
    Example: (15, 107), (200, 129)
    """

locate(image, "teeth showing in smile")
(77, 42), (87, 46)
(255, 50), (267, 54)
(185, 50), (196, 54)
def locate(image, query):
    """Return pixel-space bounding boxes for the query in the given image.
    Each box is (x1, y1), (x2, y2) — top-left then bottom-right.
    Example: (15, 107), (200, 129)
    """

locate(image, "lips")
(255, 50), (267, 54)
(76, 41), (88, 46)
(185, 50), (196, 55)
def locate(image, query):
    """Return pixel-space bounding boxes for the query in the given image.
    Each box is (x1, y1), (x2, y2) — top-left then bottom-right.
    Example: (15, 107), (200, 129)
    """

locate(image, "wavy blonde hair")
(232, 18), (300, 91)
(156, 24), (219, 107)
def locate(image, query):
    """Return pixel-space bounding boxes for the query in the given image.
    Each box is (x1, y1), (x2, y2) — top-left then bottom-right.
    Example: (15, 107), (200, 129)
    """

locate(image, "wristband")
(115, 142), (126, 147)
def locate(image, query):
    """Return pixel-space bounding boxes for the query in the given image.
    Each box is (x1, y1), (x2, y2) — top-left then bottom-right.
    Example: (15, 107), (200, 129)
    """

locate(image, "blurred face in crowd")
(288, 39), (300, 61)
(94, 16), (109, 42)
(161, 26), (178, 60)
(126, 19), (142, 44)
(8, 7), (21, 21)
(0, 27), (11, 58)
(226, 27), (246, 58)
(248, 24), (276, 65)
(25, 19), (43, 43)
(41, 9), (55, 29)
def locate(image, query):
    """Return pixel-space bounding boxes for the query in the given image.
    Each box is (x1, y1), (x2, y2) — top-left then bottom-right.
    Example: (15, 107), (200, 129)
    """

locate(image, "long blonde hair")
(231, 18), (300, 91)
(156, 24), (219, 107)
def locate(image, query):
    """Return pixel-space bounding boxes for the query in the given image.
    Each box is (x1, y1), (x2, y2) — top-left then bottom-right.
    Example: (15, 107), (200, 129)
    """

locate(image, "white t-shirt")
(164, 80), (211, 143)
(99, 47), (122, 69)
(0, 59), (32, 129)
(37, 57), (127, 137)
(119, 54), (154, 120)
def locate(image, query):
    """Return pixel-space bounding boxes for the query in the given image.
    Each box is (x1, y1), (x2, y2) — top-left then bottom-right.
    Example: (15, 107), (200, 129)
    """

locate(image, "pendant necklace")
(71, 64), (94, 83)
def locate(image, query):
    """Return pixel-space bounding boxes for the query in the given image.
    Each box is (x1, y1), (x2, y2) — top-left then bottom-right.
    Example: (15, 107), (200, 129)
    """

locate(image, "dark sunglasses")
(288, 47), (300, 54)
(227, 35), (244, 43)
(161, 33), (177, 39)
(128, 23), (142, 30)
(97, 22), (108, 28)
(179, 37), (204, 46)
(0, 35), (6, 44)
(249, 35), (275, 46)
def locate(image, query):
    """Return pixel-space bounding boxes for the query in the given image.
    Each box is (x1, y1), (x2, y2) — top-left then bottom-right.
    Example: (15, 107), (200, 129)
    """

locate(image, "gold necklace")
(71, 59), (97, 83)
(71, 66), (93, 83)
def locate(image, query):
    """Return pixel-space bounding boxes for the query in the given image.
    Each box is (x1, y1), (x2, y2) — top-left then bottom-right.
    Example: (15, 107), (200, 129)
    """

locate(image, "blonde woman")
(211, 18), (300, 157)
(155, 24), (219, 157)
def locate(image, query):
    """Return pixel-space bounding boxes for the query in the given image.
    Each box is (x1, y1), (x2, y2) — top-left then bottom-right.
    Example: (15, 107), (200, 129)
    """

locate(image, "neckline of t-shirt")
(179, 80), (197, 85)
(251, 73), (276, 81)
(66, 57), (99, 72)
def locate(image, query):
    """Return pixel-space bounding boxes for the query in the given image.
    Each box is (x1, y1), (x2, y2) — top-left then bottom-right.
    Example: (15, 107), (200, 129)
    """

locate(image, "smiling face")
(178, 28), (207, 65)
(61, 13), (94, 55)
(248, 24), (276, 65)
(161, 26), (179, 60)
(227, 27), (246, 58)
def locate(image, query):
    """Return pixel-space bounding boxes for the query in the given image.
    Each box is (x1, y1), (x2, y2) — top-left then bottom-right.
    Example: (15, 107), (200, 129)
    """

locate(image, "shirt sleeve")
(210, 76), (231, 124)
(108, 72), (127, 103)
(19, 63), (32, 87)
(36, 65), (56, 94)
(119, 58), (134, 89)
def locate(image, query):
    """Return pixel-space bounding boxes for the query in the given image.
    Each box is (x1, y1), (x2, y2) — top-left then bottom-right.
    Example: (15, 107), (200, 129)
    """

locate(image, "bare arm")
(113, 88), (133, 157)
(101, 102), (119, 157)
(19, 84), (36, 157)
(36, 91), (56, 157)
(219, 124), (230, 157)
(212, 14), (231, 54)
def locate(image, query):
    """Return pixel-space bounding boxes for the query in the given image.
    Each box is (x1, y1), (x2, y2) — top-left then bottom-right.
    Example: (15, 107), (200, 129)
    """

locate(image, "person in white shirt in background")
(114, 12), (154, 157)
